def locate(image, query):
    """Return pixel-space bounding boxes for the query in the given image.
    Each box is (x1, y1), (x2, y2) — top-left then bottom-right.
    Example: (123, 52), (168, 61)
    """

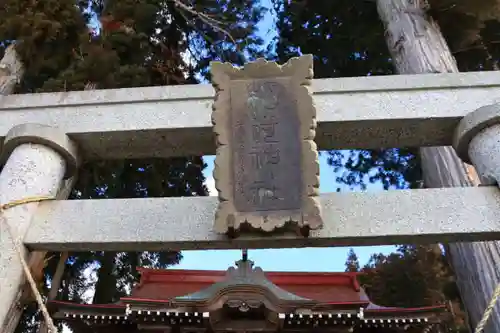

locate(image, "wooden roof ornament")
(210, 55), (322, 237)
(48, 259), (447, 333)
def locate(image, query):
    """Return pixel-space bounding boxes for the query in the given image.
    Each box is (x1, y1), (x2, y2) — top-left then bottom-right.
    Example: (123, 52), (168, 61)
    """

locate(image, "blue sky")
(175, 0), (396, 272)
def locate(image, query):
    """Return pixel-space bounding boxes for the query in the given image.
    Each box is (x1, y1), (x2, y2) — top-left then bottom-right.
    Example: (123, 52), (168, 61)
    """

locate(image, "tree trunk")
(37, 252), (69, 333)
(93, 252), (118, 304)
(0, 44), (23, 94)
(376, 0), (500, 332)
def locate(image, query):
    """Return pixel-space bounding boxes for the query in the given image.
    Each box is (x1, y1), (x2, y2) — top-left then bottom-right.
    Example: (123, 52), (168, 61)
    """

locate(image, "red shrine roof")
(123, 267), (368, 306)
(49, 262), (446, 318)
(49, 261), (447, 333)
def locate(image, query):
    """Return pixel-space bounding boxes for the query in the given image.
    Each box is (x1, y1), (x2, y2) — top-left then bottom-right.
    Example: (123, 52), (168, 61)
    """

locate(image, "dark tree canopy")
(346, 247), (468, 332)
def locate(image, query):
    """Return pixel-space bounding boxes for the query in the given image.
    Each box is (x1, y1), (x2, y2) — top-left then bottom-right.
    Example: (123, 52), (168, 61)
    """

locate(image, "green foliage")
(0, 0), (89, 92)
(40, 0), (185, 91)
(347, 247), (468, 331)
(362, 245), (451, 307)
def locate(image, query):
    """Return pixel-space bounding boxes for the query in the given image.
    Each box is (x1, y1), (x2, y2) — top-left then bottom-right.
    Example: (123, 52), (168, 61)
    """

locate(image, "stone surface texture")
(454, 104), (500, 185)
(210, 56), (321, 234)
(2, 72), (500, 159)
(0, 123), (80, 179)
(0, 124), (78, 331)
(24, 186), (500, 252)
(0, 143), (66, 328)
(468, 129), (500, 185)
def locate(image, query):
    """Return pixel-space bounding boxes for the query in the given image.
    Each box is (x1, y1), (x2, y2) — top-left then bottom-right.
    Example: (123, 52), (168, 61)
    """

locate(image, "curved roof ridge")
(175, 260), (313, 303)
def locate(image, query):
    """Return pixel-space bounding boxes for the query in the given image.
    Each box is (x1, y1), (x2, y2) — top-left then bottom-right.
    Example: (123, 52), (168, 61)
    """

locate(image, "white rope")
(474, 283), (500, 333)
(1, 196), (58, 333)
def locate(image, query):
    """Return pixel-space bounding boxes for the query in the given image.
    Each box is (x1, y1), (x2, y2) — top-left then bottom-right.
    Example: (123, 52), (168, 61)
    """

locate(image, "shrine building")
(49, 259), (446, 333)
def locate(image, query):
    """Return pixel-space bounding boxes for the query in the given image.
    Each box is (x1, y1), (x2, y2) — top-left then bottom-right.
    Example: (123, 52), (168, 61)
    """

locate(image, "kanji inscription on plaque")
(232, 78), (302, 213)
(210, 55), (322, 236)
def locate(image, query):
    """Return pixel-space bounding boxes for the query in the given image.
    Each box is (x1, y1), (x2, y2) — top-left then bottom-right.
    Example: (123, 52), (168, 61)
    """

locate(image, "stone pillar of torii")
(0, 124), (79, 330)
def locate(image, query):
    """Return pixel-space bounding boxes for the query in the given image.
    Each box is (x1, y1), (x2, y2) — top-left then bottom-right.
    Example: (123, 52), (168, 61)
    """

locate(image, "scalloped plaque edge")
(210, 55), (322, 237)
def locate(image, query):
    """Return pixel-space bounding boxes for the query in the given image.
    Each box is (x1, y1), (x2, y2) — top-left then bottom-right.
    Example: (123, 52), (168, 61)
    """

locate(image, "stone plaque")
(210, 55), (322, 236)
(231, 78), (302, 213)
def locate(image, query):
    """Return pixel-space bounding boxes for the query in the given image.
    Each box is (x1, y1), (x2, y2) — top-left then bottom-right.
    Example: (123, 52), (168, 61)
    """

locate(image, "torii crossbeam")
(1, 71), (500, 159)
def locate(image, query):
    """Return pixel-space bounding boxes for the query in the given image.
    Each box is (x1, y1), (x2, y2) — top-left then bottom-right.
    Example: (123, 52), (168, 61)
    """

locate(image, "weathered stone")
(454, 104), (500, 185)
(3, 72), (500, 159)
(0, 123), (80, 179)
(0, 144), (67, 329)
(210, 56), (322, 235)
(22, 186), (500, 252)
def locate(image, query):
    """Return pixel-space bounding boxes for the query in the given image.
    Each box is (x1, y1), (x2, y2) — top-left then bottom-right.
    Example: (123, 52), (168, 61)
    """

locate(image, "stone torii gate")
(2, 59), (500, 331)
